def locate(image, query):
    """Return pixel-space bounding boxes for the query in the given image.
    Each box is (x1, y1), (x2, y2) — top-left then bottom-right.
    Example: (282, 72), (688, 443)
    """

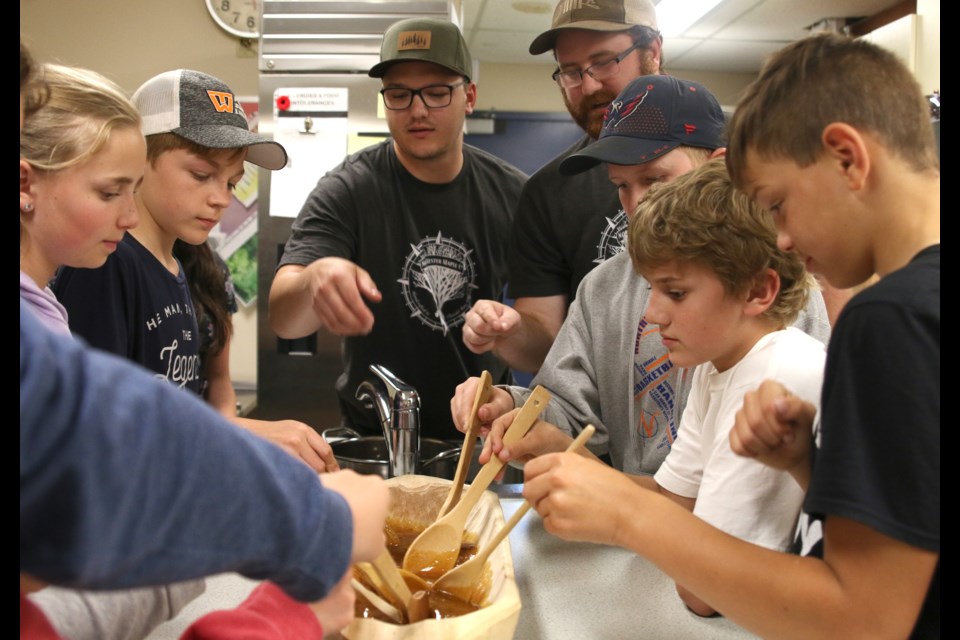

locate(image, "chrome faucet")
(355, 364), (420, 476)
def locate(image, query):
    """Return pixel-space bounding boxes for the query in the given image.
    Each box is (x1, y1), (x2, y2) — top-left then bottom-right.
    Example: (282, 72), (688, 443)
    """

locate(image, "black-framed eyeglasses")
(379, 81), (468, 110)
(551, 42), (644, 89)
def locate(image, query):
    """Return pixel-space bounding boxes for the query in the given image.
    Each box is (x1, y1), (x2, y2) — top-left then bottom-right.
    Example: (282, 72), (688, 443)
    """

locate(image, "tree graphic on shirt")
(412, 265), (469, 332)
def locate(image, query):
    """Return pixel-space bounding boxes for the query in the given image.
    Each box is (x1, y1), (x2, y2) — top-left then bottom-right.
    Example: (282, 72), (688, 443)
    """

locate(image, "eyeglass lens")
(381, 84), (461, 110)
(553, 42), (641, 88)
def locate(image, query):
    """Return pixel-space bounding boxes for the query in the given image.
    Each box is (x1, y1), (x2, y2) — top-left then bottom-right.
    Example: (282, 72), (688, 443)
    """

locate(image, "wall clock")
(205, 0), (260, 39)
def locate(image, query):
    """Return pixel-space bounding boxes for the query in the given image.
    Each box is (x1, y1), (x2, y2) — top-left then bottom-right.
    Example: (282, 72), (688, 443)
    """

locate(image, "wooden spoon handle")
(351, 577), (403, 623)
(475, 424), (596, 563)
(370, 548), (412, 615)
(407, 590), (431, 624)
(453, 385), (551, 517)
(438, 370), (493, 518)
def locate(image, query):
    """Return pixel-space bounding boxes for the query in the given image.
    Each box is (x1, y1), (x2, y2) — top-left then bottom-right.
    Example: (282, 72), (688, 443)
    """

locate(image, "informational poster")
(269, 87), (349, 218)
(211, 97), (261, 306)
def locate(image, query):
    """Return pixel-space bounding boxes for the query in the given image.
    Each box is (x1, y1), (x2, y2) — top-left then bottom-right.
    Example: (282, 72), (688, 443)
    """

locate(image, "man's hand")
(730, 379), (817, 489)
(450, 376), (515, 436)
(462, 300), (521, 354)
(304, 257), (382, 336)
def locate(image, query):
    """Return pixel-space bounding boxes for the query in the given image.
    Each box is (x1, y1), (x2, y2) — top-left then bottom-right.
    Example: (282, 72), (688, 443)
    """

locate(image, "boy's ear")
(708, 147), (726, 160)
(821, 123), (870, 192)
(743, 268), (779, 317)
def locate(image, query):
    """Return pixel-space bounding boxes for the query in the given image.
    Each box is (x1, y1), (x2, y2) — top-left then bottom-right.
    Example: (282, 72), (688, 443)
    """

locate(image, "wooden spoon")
(407, 590), (431, 624)
(437, 370), (493, 518)
(355, 560), (406, 620)
(370, 548), (413, 621)
(402, 386), (551, 580)
(432, 425), (596, 605)
(398, 568), (430, 593)
(351, 577), (403, 623)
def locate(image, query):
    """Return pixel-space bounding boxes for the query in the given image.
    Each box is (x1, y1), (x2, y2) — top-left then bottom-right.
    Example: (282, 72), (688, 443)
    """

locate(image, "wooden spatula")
(437, 370), (493, 518)
(402, 386), (551, 580)
(432, 425), (596, 604)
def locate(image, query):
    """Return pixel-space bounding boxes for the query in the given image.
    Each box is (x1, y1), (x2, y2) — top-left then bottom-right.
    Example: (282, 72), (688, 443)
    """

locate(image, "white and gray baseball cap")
(133, 69), (287, 170)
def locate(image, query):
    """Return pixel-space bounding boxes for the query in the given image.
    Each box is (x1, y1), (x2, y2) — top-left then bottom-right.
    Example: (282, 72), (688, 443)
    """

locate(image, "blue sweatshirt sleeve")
(20, 302), (352, 602)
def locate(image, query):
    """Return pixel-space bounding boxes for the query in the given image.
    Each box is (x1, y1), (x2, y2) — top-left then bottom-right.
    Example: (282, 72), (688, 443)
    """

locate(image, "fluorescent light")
(656, 0), (723, 37)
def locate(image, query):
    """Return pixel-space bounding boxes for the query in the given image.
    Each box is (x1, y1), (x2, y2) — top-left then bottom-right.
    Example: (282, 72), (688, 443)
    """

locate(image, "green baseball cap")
(368, 17), (473, 81)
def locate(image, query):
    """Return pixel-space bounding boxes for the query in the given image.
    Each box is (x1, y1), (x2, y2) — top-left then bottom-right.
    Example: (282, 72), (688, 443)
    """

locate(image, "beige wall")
(916, 0), (941, 93)
(21, 0), (259, 96)
(21, 1), (756, 109)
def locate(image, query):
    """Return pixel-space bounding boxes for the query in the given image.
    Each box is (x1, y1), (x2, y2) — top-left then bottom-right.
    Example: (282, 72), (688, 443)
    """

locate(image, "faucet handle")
(369, 364), (415, 394)
(368, 364), (419, 409)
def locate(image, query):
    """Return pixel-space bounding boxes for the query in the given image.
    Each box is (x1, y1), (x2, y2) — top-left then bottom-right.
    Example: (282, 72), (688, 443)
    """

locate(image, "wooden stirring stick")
(351, 577), (403, 623)
(355, 560), (406, 620)
(403, 386), (551, 580)
(432, 425), (597, 605)
(369, 549), (413, 622)
(407, 590), (431, 623)
(437, 370), (493, 518)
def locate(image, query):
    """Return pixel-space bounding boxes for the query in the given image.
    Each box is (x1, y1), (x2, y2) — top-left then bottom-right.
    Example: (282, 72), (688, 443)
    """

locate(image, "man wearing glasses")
(269, 18), (526, 441)
(462, 0), (664, 372)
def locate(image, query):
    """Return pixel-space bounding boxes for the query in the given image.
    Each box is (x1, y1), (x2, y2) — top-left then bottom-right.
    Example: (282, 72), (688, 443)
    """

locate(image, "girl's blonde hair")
(20, 64), (141, 174)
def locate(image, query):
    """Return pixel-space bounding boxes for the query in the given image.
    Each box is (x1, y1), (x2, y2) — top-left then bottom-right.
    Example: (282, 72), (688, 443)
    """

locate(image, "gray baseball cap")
(530, 0), (659, 55)
(368, 17), (473, 81)
(133, 69), (287, 170)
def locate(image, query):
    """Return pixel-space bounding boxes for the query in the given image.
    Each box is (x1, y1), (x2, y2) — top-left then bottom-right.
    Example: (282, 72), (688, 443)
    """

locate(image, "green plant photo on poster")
(226, 233), (258, 306)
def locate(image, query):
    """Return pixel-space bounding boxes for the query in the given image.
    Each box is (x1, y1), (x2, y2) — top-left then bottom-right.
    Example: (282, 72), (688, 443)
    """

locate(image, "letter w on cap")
(207, 91), (235, 113)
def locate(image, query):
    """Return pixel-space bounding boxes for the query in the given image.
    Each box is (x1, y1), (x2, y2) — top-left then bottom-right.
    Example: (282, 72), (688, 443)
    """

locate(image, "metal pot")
(324, 427), (463, 480)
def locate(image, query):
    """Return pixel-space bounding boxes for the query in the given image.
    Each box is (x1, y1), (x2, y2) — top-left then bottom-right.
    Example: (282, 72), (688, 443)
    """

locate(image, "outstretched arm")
(268, 260), (382, 339)
(462, 295), (567, 373)
(524, 453), (936, 639)
(21, 305), (387, 600)
(202, 332), (339, 473)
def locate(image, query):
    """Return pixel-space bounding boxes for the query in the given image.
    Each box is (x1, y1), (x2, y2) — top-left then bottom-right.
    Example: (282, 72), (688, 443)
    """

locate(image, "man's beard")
(562, 50), (661, 139)
(562, 87), (620, 139)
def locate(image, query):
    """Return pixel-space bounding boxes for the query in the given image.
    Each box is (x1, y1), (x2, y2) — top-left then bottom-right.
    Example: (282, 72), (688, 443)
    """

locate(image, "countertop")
(147, 498), (757, 639)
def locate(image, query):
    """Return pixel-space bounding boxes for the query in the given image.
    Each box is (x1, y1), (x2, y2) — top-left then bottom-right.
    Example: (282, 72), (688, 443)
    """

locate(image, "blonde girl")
(19, 64), (145, 334)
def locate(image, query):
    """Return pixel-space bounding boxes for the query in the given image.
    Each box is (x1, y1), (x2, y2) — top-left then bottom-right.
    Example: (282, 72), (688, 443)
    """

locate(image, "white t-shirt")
(654, 327), (825, 551)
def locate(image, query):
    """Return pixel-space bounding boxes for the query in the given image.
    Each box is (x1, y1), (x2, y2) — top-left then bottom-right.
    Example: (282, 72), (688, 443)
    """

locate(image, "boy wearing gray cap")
(269, 18), (526, 441)
(55, 69), (286, 396)
(54, 70), (343, 472)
